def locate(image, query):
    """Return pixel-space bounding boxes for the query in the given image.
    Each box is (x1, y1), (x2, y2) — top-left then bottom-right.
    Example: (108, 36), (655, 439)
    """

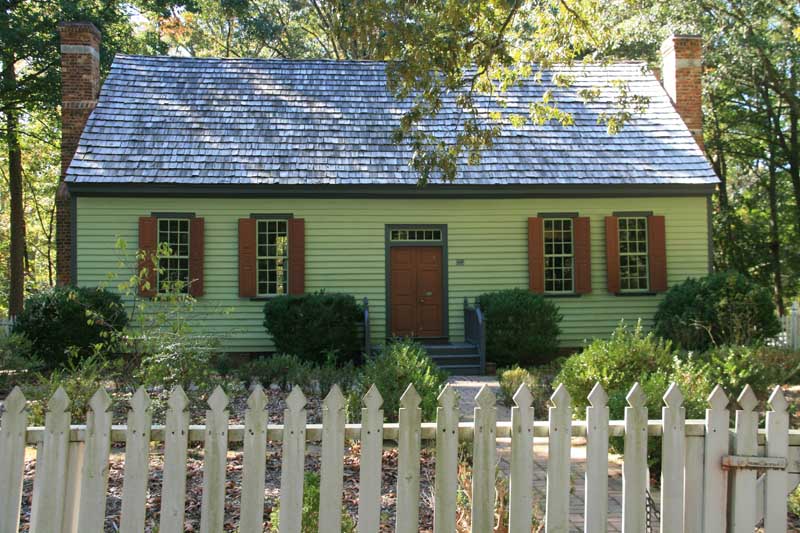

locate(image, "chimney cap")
(58, 21), (101, 40)
(661, 34), (702, 53)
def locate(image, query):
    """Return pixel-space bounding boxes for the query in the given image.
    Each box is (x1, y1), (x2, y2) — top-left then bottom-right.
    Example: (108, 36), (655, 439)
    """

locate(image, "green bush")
(497, 365), (551, 414)
(269, 472), (355, 533)
(239, 354), (314, 391)
(134, 330), (221, 394)
(12, 286), (128, 369)
(347, 339), (447, 423)
(654, 271), (781, 351)
(263, 292), (363, 365)
(0, 333), (42, 392)
(477, 289), (562, 366)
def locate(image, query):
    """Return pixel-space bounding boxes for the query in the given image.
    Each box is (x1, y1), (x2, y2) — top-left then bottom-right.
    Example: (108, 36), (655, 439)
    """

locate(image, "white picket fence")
(781, 301), (800, 351)
(0, 382), (799, 533)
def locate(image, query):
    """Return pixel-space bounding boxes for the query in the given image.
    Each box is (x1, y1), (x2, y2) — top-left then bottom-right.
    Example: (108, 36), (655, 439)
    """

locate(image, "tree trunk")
(767, 150), (785, 315)
(4, 57), (26, 317)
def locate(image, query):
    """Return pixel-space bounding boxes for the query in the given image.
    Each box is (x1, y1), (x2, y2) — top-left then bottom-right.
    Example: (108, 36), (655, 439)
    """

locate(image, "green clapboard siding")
(76, 196), (710, 352)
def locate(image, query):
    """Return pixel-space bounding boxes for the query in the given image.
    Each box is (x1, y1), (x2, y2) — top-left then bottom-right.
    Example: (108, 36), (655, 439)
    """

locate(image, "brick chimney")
(660, 35), (703, 149)
(57, 22), (101, 286)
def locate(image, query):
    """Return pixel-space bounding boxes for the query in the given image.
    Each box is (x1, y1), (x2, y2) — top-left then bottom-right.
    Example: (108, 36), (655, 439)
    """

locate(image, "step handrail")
(463, 298), (486, 373)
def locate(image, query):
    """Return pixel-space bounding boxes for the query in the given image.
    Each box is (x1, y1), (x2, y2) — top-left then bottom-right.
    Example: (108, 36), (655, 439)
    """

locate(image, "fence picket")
(75, 388), (113, 533)
(396, 384), (422, 533)
(472, 385), (496, 533)
(119, 387), (152, 533)
(280, 387), (308, 533)
(200, 386), (230, 533)
(660, 383), (685, 533)
(622, 383), (647, 533)
(508, 384), (534, 533)
(584, 383), (608, 533)
(730, 385), (758, 533)
(240, 385), (269, 533)
(0, 387), (27, 533)
(433, 385), (459, 533)
(764, 386), (789, 533)
(29, 387), (71, 533)
(546, 384), (571, 533)
(683, 435), (704, 533)
(358, 385), (383, 533)
(702, 385), (729, 533)
(158, 386), (190, 533)
(319, 385), (347, 533)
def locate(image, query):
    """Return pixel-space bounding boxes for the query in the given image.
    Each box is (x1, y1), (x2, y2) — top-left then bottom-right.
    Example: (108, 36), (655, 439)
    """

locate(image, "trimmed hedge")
(654, 271), (781, 351)
(263, 292), (363, 364)
(477, 289), (562, 366)
(13, 286), (128, 369)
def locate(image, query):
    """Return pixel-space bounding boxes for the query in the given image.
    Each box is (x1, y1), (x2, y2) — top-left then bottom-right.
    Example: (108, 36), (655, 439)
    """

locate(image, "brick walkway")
(447, 376), (659, 532)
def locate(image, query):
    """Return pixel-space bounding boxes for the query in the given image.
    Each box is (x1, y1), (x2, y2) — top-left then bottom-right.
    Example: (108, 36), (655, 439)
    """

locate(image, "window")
(618, 217), (649, 291)
(390, 228), (442, 242)
(544, 218), (573, 293)
(257, 219), (289, 296)
(157, 218), (190, 293)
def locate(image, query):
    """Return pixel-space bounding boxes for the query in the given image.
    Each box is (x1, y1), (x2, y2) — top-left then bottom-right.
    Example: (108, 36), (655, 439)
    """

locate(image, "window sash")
(543, 218), (574, 294)
(618, 216), (649, 292)
(389, 228), (442, 242)
(256, 219), (289, 296)
(157, 218), (190, 293)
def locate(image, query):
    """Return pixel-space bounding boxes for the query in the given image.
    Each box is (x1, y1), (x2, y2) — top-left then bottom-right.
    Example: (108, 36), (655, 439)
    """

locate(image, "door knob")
(418, 298), (425, 303)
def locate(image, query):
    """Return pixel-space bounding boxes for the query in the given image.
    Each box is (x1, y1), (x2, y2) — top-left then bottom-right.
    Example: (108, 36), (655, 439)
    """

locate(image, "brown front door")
(390, 246), (444, 338)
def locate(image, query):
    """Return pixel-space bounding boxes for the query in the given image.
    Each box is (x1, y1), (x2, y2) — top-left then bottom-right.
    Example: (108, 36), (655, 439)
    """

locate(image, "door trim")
(385, 224), (449, 340)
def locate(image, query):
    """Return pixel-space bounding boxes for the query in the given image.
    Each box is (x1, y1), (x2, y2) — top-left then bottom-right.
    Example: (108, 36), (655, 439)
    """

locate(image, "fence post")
(0, 387), (27, 533)
(546, 384), (571, 533)
(120, 387), (153, 533)
(279, 387), (307, 533)
(75, 388), (113, 533)
(358, 385), (383, 533)
(764, 386), (789, 532)
(472, 385), (496, 533)
(199, 387), (229, 533)
(660, 383), (685, 533)
(319, 385), (346, 533)
(29, 387), (71, 533)
(397, 384), (422, 533)
(509, 384), (534, 533)
(729, 385), (758, 533)
(622, 383), (647, 533)
(433, 385), (459, 533)
(702, 385), (729, 533)
(159, 386), (191, 533)
(791, 301), (799, 350)
(585, 383), (609, 533)
(240, 385), (269, 533)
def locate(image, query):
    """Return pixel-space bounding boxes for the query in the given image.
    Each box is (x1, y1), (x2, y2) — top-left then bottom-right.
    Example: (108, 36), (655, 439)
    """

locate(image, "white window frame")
(156, 218), (191, 294)
(543, 217), (574, 294)
(256, 219), (289, 297)
(618, 216), (650, 292)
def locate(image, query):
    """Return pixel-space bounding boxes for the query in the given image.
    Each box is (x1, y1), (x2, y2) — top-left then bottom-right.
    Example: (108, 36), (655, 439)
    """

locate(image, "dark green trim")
(67, 182), (717, 199)
(70, 194), (78, 284)
(612, 210), (654, 217)
(249, 213), (293, 219)
(538, 212), (579, 218)
(151, 212), (196, 218)
(384, 224), (449, 341)
(706, 196), (714, 273)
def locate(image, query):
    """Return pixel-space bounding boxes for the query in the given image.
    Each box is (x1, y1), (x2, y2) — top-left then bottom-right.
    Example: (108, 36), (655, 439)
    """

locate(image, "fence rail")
(1, 382), (799, 533)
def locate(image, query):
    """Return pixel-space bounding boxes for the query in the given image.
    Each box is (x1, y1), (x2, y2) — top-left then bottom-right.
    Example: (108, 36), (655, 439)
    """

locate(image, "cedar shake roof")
(65, 55), (718, 187)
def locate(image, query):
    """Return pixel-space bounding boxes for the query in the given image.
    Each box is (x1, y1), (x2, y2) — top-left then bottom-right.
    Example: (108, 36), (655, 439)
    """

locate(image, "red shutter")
(573, 216), (592, 294)
(238, 218), (257, 297)
(138, 217), (158, 297)
(528, 217), (544, 294)
(648, 215), (668, 292)
(189, 217), (205, 297)
(288, 218), (305, 295)
(605, 216), (620, 294)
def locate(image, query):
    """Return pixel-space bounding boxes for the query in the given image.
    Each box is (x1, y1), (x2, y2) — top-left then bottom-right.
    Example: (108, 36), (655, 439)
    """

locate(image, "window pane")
(543, 218), (574, 293)
(257, 219), (290, 296)
(617, 217), (649, 292)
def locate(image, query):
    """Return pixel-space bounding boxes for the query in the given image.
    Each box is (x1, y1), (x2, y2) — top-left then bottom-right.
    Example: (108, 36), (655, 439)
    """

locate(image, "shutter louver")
(189, 217), (205, 297)
(528, 217), (544, 294)
(138, 217), (158, 297)
(573, 216), (592, 294)
(605, 216), (620, 294)
(648, 215), (668, 292)
(288, 218), (305, 295)
(238, 218), (257, 298)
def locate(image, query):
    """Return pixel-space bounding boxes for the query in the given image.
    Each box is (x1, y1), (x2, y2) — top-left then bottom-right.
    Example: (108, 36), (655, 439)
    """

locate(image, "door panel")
(390, 246), (444, 338)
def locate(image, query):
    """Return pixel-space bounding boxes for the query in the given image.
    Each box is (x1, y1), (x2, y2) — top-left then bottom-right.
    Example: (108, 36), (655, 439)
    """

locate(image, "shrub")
(0, 333), (42, 392)
(654, 271), (781, 351)
(476, 289), (562, 366)
(347, 339), (447, 422)
(134, 330), (221, 394)
(239, 354), (314, 391)
(13, 286), (128, 369)
(269, 472), (356, 533)
(497, 365), (551, 414)
(263, 292), (363, 365)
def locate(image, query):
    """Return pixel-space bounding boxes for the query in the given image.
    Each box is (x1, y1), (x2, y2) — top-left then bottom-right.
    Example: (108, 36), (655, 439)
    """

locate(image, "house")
(57, 22), (717, 370)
